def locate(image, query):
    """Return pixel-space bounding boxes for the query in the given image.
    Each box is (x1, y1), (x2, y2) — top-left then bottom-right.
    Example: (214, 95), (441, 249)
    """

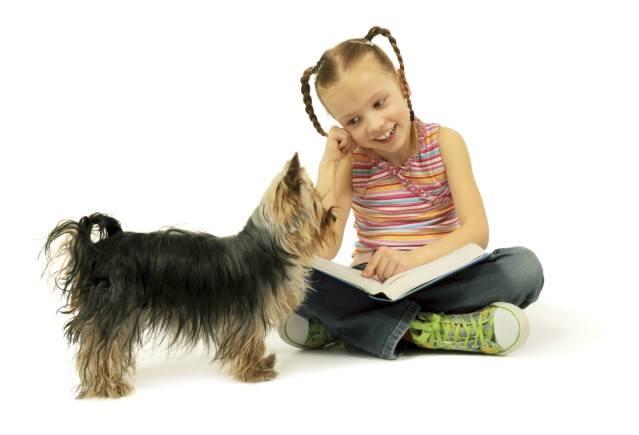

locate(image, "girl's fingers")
(376, 257), (389, 282)
(339, 139), (351, 154)
(383, 262), (396, 281)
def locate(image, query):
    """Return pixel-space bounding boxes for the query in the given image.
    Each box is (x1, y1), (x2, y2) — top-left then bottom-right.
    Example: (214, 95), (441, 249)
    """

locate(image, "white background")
(2, 0), (637, 433)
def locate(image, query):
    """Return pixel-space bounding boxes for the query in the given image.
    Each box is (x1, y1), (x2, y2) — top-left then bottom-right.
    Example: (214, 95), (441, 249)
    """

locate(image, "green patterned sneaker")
(407, 302), (529, 355)
(278, 313), (346, 350)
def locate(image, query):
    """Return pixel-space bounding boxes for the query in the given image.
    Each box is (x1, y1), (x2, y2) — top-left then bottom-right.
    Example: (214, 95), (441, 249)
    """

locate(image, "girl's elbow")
(315, 236), (342, 260)
(479, 224), (490, 249)
(316, 246), (338, 261)
(467, 220), (489, 249)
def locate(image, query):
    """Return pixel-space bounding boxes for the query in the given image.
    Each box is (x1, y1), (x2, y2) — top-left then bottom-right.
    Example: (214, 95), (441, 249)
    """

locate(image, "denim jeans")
(295, 246), (545, 360)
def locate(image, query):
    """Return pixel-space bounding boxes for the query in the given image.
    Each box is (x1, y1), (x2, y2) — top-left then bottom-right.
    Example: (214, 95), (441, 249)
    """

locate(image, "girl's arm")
(409, 126), (489, 266)
(314, 153), (353, 260)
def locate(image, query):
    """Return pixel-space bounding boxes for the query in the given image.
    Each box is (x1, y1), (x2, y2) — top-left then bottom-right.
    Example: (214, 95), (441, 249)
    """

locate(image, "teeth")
(375, 125), (394, 140)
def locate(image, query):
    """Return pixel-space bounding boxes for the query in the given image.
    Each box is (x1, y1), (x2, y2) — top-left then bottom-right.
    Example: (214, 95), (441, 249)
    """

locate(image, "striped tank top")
(350, 117), (460, 266)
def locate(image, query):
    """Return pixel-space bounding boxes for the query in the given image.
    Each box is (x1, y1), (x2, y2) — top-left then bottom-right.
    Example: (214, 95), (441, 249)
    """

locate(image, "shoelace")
(408, 309), (499, 352)
(305, 321), (339, 349)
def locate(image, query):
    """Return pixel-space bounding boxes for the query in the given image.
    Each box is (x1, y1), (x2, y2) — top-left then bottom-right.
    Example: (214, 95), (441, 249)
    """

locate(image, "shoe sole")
(491, 302), (530, 355)
(277, 313), (310, 350)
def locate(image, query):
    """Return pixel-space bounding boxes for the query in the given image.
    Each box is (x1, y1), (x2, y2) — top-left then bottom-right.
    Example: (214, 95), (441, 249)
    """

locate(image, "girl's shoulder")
(436, 125), (461, 137)
(436, 125), (466, 155)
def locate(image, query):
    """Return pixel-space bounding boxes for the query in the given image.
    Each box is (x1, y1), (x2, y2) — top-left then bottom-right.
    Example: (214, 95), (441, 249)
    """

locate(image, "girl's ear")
(396, 69), (411, 99)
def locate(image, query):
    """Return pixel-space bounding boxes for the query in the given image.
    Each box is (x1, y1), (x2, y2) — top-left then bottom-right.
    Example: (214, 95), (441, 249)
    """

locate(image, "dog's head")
(255, 153), (337, 262)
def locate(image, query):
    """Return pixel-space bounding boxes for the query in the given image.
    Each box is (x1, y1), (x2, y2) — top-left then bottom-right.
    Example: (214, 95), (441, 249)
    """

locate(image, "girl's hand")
(362, 247), (417, 283)
(323, 126), (357, 162)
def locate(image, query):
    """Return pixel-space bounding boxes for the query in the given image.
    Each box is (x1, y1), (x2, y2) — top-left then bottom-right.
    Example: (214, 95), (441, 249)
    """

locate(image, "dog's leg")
(75, 318), (136, 399)
(226, 333), (278, 383)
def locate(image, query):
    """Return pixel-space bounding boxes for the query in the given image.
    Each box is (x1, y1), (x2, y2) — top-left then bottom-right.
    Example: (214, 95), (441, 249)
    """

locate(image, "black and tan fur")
(41, 153), (336, 398)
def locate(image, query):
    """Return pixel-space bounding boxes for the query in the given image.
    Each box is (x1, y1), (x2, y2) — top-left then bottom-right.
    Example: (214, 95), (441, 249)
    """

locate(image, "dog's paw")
(76, 380), (134, 399)
(242, 369), (277, 382)
(107, 381), (134, 398)
(237, 366), (278, 383)
(258, 353), (277, 370)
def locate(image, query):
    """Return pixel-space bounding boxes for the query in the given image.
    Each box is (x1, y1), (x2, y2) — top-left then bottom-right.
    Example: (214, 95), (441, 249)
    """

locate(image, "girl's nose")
(369, 119), (386, 137)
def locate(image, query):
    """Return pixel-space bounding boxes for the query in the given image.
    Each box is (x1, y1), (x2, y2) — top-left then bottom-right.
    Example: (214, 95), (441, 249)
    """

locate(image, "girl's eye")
(348, 99), (385, 125)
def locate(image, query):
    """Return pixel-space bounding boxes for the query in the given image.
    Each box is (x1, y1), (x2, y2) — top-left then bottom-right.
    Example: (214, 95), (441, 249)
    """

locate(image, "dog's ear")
(283, 152), (301, 192)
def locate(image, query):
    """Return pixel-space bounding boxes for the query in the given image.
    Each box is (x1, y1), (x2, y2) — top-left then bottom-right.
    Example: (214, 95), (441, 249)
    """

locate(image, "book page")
(311, 256), (383, 295)
(381, 243), (486, 300)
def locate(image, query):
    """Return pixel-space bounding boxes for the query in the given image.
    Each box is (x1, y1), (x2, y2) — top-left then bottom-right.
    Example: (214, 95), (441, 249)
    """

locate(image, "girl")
(279, 26), (544, 359)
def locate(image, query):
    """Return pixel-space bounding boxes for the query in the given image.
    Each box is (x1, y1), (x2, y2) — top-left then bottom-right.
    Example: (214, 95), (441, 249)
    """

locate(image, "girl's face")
(318, 54), (413, 160)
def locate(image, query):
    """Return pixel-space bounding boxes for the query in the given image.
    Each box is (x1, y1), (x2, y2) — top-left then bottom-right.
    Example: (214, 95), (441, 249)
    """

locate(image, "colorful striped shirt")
(350, 117), (460, 266)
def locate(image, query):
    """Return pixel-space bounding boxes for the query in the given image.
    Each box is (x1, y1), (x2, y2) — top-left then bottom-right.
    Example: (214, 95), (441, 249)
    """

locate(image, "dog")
(41, 153), (336, 398)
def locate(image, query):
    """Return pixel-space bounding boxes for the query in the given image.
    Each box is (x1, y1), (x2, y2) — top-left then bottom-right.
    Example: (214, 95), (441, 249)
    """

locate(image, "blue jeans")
(295, 246), (545, 360)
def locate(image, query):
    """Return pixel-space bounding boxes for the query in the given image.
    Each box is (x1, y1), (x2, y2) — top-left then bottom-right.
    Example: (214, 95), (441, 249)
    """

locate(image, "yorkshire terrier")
(41, 153), (336, 398)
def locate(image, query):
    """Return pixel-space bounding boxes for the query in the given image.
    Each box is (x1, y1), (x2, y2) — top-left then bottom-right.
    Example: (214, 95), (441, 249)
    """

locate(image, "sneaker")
(278, 313), (345, 350)
(407, 302), (529, 355)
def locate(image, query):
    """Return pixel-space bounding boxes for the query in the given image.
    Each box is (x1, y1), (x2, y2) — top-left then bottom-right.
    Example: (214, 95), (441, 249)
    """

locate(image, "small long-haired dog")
(41, 153), (336, 398)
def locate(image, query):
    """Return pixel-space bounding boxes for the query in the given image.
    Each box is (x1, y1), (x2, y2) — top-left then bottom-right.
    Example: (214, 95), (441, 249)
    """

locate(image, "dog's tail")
(40, 212), (123, 313)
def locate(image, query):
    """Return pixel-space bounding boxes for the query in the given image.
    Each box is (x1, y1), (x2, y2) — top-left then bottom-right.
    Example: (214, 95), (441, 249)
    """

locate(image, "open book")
(311, 243), (491, 302)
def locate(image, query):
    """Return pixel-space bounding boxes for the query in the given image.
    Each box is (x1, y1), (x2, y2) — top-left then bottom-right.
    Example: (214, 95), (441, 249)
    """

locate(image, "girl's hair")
(301, 26), (415, 137)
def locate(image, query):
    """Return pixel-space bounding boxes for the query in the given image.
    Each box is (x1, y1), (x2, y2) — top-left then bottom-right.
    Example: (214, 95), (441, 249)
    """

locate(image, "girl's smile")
(372, 123), (396, 143)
